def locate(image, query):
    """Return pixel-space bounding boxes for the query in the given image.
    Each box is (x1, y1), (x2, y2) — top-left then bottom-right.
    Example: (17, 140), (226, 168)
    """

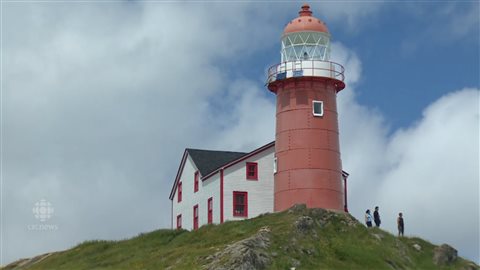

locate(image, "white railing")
(266, 60), (345, 84)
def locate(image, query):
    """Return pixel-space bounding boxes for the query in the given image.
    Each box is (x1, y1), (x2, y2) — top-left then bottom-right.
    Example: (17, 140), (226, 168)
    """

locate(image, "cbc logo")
(32, 199), (54, 222)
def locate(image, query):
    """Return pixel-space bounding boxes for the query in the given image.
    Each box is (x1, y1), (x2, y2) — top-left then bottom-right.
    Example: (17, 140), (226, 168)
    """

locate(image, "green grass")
(3, 209), (477, 270)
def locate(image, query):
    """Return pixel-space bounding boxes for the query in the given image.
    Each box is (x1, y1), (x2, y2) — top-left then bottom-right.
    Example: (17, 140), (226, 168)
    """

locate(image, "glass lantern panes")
(281, 32), (330, 62)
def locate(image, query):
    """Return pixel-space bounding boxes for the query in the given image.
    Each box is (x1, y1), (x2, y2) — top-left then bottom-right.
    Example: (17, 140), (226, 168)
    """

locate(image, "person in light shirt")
(365, 209), (373, 228)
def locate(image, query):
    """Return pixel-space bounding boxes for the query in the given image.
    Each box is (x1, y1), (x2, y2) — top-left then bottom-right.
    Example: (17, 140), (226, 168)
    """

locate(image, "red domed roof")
(283, 4), (329, 35)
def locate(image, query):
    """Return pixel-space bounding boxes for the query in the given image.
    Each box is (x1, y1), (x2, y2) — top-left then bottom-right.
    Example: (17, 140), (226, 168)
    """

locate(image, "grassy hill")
(4, 205), (478, 270)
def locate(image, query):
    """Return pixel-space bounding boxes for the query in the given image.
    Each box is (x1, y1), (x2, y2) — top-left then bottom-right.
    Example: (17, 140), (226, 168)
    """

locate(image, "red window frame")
(207, 197), (213, 224)
(177, 182), (182, 202)
(246, 162), (258, 180)
(233, 191), (248, 217)
(193, 204), (199, 230)
(176, 214), (182, 229)
(194, 171), (199, 193)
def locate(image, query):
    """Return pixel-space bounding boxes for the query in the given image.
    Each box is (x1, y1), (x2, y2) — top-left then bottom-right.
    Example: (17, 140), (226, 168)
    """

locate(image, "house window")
(176, 214), (182, 229)
(194, 171), (199, 193)
(246, 162), (258, 180)
(193, 204), (199, 230)
(313, 100), (324, 117)
(233, 191), (248, 217)
(273, 157), (277, 174)
(207, 197), (213, 224)
(177, 182), (182, 203)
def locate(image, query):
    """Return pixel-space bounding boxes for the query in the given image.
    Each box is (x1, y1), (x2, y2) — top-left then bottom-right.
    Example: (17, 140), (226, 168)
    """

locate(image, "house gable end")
(169, 149), (245, 200)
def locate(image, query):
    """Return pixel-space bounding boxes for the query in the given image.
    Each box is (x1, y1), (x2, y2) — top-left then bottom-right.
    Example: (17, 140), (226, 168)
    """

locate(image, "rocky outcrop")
(204, 226), (271, 270)
(433, 244), (458, 266)
(294, 216), (314, 233)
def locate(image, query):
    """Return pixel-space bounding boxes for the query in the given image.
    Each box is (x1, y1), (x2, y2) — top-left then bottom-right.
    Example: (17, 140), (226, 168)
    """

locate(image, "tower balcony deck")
(267, 60), (345, 91)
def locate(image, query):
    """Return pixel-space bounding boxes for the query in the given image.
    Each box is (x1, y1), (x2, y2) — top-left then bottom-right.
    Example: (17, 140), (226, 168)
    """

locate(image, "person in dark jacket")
(397, 212), (404, 236)
(365, 209), (373, 227)
(373, 206), (381, 227)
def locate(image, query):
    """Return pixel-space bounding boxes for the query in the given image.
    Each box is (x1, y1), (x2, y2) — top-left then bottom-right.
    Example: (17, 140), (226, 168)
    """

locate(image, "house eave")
(168, 149), (189, 200)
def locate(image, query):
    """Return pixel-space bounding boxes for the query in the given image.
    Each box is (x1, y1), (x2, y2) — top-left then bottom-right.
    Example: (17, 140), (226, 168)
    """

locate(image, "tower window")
(246, 162), (258, 180)
(233, 191), (248, 217)
(313, 100), (324, 117)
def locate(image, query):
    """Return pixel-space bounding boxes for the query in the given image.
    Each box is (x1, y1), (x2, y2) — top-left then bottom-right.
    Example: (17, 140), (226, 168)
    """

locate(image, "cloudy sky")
(2, 1), (479, 265)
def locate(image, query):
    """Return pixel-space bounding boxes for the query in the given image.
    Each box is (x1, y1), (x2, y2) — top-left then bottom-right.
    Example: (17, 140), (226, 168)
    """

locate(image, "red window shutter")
(177, 182), (182, 202)
(193, 205), (199, 230)
(246, 162), (258, 180)
(194, 171), (199, 193)
(207, 197), (213, 224)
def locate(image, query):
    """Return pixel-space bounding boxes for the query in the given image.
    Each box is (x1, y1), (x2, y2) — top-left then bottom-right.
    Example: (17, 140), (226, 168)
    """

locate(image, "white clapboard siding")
(223, 146), (275, 221)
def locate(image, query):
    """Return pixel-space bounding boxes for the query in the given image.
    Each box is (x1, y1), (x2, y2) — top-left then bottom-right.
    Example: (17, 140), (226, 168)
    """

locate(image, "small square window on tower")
(313, 100), (324, 117)
(246, 162), (258, 180)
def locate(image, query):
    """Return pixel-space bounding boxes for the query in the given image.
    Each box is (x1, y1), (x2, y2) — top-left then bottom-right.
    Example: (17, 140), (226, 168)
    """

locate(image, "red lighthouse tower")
(267, 4), (346, 212)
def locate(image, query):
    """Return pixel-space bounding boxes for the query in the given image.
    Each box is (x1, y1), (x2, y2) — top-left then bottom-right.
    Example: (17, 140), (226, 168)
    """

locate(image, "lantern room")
(267, 4), (345, 91)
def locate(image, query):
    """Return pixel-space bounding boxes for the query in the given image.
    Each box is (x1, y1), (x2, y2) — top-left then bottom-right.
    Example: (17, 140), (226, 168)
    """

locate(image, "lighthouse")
(267, 4), (346, 212)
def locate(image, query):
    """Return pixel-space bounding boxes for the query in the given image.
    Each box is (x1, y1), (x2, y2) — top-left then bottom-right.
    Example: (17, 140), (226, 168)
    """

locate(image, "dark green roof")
(186, 149), (247, 176)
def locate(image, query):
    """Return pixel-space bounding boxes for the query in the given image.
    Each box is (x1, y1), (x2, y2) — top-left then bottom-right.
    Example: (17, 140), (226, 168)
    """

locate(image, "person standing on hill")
(373, 206), (381, 227)
(365, 209), (373, 228)
(397, 212), (404, 236)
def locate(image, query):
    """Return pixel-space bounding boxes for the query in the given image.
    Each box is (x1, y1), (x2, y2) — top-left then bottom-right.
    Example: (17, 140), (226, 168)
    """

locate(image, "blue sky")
(2, 1), (479, 266)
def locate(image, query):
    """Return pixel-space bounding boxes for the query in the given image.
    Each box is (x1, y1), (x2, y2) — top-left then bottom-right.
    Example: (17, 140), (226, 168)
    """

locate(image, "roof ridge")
(186, 148), (247, 154)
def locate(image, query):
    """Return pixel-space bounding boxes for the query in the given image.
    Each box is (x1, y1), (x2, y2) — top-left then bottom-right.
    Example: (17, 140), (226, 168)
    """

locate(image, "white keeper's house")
(168, 141), (349, 230)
